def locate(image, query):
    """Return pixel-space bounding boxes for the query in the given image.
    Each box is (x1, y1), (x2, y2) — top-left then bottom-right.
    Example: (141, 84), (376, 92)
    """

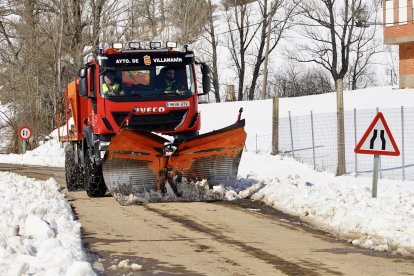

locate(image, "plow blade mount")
(102, 120), (247, 204)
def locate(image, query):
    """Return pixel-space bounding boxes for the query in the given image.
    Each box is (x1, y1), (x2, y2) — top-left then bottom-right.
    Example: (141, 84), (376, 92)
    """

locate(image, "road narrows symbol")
(369, 129), (386, 150)
(380, 130), (386, 150)
(369, 129), (377, 149)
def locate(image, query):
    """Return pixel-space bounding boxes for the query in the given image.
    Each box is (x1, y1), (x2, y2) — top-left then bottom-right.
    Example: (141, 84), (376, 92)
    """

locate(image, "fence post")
(354, 108), (358, 177)
(311, 111), (316, 170)
(255, 133), (258, 154)
(289, 111), (294, 157)
(376, 107), (383, 179)
(225, 85), (236, 102)
(401, 106), (405, 181)
(271, 96), (279, 155)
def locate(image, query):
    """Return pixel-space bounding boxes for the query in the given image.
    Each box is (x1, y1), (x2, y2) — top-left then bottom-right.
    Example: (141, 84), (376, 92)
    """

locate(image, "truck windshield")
(100, 65), (195, 98)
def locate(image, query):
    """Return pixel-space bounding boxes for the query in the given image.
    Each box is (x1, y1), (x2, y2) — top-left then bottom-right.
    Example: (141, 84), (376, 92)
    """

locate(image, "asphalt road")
(1, 163), (413, 276)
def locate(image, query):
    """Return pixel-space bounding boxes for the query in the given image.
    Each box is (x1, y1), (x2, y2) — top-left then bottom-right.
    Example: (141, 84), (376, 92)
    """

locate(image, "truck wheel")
(84, 151), (107, 197)
(65, 144), (84, 191)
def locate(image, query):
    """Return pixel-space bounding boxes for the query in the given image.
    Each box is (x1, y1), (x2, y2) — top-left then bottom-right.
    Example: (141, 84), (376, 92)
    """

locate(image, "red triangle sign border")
(354, 112), (400, 156)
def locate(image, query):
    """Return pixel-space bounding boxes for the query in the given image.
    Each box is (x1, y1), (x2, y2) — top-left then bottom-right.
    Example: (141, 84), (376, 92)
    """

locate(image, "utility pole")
(261, 1), (273, 100)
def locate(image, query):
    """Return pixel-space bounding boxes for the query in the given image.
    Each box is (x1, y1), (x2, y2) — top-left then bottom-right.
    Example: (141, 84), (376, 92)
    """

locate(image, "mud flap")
(103, 120), (246, 204)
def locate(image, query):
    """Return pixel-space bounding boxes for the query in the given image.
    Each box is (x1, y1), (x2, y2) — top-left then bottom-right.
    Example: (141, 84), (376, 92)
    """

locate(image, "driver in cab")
(157, 67), (185, 93)
(102, 71), (125, 96)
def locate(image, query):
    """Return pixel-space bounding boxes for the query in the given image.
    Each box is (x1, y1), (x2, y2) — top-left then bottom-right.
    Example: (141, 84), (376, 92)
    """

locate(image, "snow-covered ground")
(236, 152), (414, 255)
(0, 86), (413, 274)
(0, 172), (94, 275)
(0, 128), (64, 167)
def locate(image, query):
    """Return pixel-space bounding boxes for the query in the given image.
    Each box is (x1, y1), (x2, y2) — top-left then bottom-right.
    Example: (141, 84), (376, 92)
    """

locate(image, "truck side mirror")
(78, 68), (88, 98)
(200, 63), (210, 96)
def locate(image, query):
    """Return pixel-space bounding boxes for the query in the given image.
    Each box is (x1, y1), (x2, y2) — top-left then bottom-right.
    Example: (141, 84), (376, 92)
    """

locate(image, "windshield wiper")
(139, 89), (190, 98)
(163, 90), (187, 96)
(106, 93), (142, 98)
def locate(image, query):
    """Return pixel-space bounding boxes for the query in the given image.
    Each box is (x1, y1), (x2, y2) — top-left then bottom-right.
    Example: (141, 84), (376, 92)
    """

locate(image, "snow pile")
(235, 152), (414, 255)
(0, 126), (65, 167)
(0, 172), (94, 275)
(117, 259), (143, 271)
(116, 179), (228, 205)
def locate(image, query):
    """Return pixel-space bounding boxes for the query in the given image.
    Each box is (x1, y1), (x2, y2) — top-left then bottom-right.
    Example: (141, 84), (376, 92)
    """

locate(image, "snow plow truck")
(59, 42), (246, 204)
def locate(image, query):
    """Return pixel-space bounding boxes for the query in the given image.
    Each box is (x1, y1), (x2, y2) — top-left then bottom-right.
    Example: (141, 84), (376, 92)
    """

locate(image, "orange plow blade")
(169, 120), (246, 186)
(102, 120), (247, 204)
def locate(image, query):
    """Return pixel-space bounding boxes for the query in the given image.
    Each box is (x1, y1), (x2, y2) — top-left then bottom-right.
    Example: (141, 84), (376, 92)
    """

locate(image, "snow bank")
(0, 172), (94, 275)
(0, 126), (65, 167)
(235, 152), (414, 255)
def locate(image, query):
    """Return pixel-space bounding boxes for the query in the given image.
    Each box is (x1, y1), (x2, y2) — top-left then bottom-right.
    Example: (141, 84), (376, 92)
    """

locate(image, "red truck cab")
(77, 43), (210, 139)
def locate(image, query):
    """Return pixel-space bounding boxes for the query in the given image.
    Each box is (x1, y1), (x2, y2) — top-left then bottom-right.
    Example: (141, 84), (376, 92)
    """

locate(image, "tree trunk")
(336, 78), (346, 176)
(209, 0), (220, 102)
(212, 45), (220, 102)
(91, 0), (104, 49)
(261, 13), (272, 100)
(248, 0), (268, 100)
(237, 62), (245, 101)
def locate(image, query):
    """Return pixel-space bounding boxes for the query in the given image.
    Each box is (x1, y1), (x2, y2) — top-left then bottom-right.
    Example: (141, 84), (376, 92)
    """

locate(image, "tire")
(65, 144), (84, 191)
(84, 150), (107, 197)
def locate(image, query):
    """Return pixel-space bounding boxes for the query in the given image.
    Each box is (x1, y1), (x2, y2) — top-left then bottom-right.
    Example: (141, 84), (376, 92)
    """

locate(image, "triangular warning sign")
(354, 112), (400, 156)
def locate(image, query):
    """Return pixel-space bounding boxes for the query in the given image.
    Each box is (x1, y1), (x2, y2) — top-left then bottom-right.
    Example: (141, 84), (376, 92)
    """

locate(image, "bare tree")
(345, 0), (381, 90)
(124, 0), (167, 42)
(0, 0), (121, 151)
(247, 0), (296, 100)
(270, 64), (333, 97)
(291, 0), (367, 176)
(224, 0), (259, 100)
(168, 0), (209, 44)
(196, 0), (222, 102)
(383, 45), (399, 86)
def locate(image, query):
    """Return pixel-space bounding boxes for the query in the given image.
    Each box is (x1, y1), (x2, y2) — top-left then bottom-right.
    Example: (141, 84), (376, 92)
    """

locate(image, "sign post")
(372, 155), (379, 198)
(18, 126), (32, 154)
(354, 112), (400, 198)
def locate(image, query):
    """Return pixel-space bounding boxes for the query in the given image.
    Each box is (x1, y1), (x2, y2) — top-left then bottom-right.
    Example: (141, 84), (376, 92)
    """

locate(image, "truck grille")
(112, 110), (187, 131)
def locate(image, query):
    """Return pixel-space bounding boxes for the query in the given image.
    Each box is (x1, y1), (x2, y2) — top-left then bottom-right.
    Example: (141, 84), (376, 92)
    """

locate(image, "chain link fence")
(245, 106), (414, 181)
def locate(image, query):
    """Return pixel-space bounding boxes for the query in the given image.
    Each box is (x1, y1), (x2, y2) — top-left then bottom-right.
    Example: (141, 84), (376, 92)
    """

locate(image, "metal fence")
(245, 106), (414, 181)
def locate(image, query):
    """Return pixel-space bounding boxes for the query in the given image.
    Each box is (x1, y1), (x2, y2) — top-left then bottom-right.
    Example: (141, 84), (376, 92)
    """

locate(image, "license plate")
(166, 101), (190, 108)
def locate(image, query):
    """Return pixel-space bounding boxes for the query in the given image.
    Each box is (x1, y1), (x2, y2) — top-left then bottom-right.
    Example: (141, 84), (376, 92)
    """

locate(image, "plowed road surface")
(1, 163), (413, 276)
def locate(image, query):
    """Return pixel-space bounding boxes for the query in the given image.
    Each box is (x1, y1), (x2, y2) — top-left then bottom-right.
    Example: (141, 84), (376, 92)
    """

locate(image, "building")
(384, 0), (414, 88)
